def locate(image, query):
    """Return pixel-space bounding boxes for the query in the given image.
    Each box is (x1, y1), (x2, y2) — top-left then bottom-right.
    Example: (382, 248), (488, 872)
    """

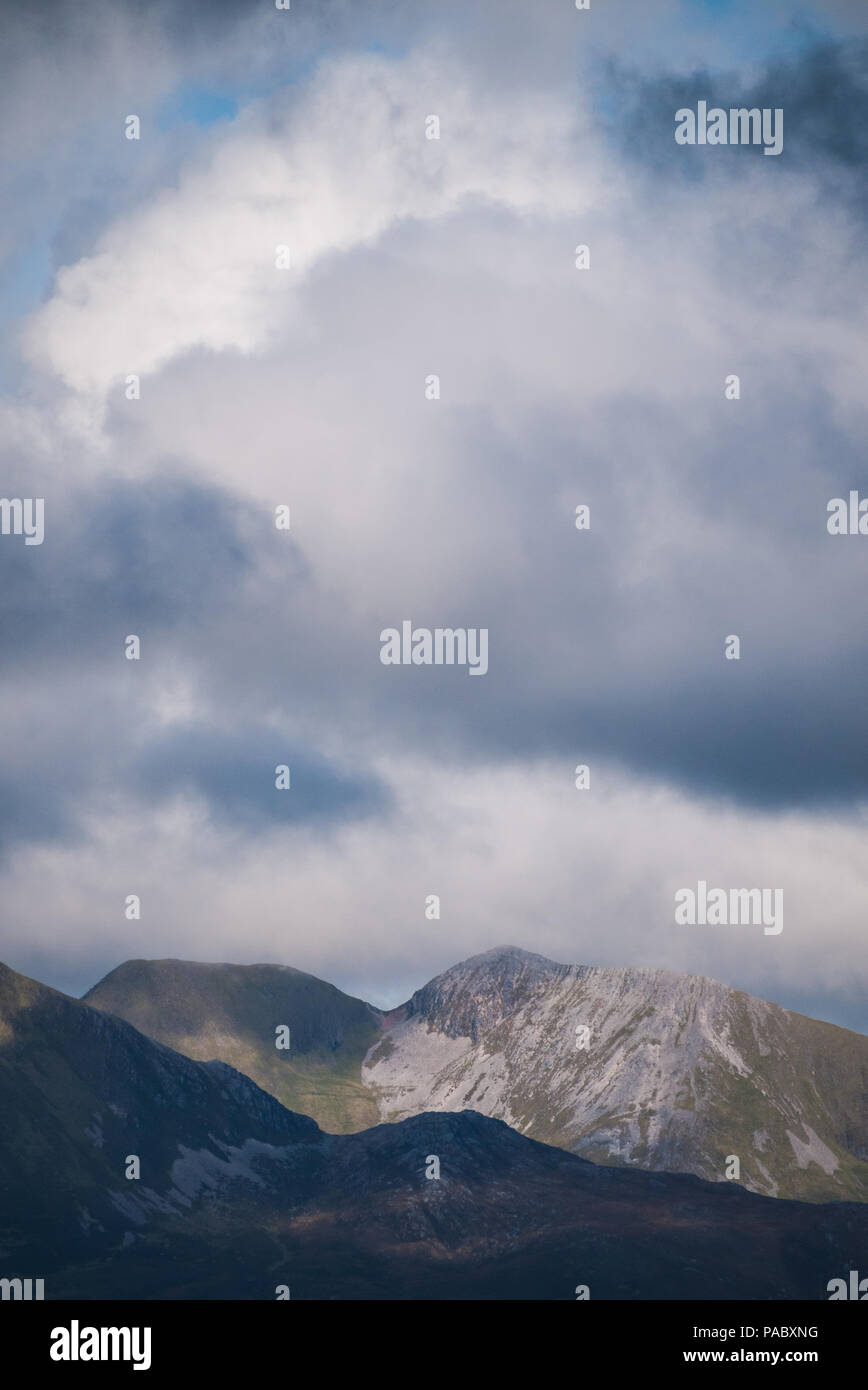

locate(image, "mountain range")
(2, 955), (867, 1300)
(86, 945), (868, 1204)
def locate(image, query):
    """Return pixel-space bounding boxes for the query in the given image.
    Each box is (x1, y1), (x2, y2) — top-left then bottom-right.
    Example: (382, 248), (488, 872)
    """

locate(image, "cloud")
(22, 48), (594, 401)
(0, 469), (384, 854)
(3, 757), (867, 1033)
(15, 39), (865, 808)
(610, 37), (868, 222)
(134, 723), (388, 831)
(1, 10), (867, 1024)
(0, 474), (261, 658)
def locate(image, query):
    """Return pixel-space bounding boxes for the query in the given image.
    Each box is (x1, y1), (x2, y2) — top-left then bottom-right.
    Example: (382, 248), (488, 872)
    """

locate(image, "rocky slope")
(363, 947), (868, 1203)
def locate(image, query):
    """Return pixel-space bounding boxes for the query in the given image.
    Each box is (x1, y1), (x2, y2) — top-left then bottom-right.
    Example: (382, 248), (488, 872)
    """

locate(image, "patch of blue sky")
(155, 33), (412, 133)
(0, 236), (55, 394)
(682, 0), (833, 58)
(156, 86), (239, 130)
(1, 237), (53, 317)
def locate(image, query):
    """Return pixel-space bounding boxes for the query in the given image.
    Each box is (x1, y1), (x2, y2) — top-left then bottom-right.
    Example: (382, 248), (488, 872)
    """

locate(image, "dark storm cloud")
(144, 385), (866, 814)
(605, 36), (868, 208)
(0, 471), (386, 852)
(0, 769), (74, 853)
(0, 473), (266, 658)
(133, 724), (388, 830)
(5, 389), (862, 821)
(770, 37), (868, 168)
(0, 699), (387, 857)
(5, 301), (867, 819)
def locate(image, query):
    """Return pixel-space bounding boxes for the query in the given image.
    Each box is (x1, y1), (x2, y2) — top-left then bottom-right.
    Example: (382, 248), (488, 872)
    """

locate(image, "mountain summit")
(402, 946), (571, 1039)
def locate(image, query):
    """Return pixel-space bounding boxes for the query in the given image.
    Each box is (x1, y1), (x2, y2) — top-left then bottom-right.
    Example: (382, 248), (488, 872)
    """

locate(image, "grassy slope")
(85, 959), (382, 1133)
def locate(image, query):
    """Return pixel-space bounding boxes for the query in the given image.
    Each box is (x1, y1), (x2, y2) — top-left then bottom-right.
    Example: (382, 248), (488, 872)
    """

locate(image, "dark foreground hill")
(2, 960), (865, 1300)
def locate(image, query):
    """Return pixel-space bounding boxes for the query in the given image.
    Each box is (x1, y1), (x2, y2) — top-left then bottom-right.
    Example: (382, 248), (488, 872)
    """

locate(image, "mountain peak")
(462, 944), (562, 967)
(405, 944), (571, 1040)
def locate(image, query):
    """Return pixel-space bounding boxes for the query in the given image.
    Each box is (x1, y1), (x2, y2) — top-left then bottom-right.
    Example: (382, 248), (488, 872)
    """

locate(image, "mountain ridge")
(82, 945), (868, 1203)
(3, 955), (868, 1300)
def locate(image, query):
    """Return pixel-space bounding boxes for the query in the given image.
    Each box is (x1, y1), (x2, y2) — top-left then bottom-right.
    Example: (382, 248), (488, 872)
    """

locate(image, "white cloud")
(23, 48), (598, 405)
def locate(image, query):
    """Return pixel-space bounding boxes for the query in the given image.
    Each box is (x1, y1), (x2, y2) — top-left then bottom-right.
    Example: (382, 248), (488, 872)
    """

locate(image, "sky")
(0, 0), (866, 1030)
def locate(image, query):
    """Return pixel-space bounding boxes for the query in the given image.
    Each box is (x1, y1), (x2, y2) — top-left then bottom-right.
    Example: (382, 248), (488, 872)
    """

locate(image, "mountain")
(0, 957), (322, 1290)
(84, 958), (382, 1132)
(364, 947), (868, 1204)
(3, 959), (868, 1300)
(86, 947), (868, 1204)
